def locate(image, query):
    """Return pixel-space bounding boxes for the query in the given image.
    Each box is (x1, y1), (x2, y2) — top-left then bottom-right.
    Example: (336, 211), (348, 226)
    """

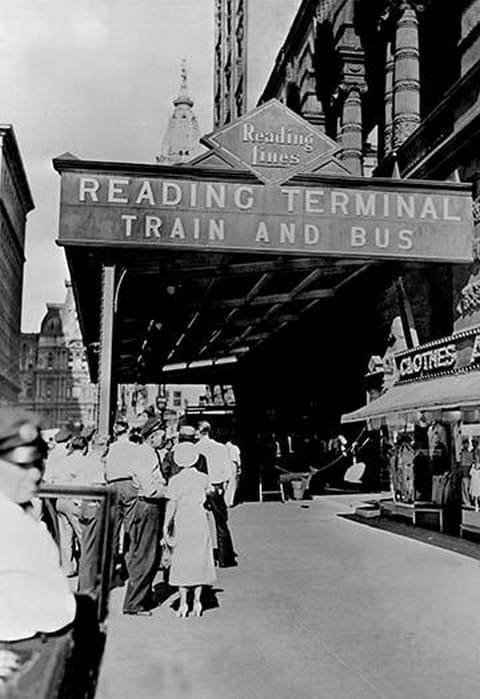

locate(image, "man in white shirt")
(45, 435), (105, 577)
(197, 421), (237, 567)
(0, 408), (76, 641)
(121, 417), (167, 616)
(104, 420), (140, 586)
(225, 437), (241, 507)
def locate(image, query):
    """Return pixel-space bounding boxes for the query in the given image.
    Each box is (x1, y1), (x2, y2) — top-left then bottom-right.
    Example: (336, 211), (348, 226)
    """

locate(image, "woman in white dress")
(163, 442), (216, 617)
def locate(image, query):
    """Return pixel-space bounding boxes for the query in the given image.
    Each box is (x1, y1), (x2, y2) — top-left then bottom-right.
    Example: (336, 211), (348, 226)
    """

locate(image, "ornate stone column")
(97, 263), (116, 439)
(333, 41), (367, 176)
(340, 85), (363, 175)
(392, 1), (421, 148)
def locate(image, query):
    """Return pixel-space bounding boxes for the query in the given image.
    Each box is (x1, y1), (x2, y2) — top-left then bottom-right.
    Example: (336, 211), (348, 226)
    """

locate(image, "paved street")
(96, 495), (480, 698)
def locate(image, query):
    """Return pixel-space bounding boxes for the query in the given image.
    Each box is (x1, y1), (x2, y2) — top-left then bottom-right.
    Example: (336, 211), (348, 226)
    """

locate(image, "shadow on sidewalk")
(152, 581), (224, 615)
(339, 513), (480, 562)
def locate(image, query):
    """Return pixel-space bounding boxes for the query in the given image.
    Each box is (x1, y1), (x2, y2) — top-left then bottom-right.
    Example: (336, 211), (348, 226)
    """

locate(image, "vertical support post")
(340, 85), (364, 176)
(384, 40), (394, 154)
(395, 276), (417, 349)
(97, 263), (116, 440)
(393, 1), (420, 149)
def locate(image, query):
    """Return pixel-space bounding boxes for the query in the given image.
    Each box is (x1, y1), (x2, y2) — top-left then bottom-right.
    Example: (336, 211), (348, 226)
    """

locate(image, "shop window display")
(389, 432), (415, 503)
(388, 421), (451, 506)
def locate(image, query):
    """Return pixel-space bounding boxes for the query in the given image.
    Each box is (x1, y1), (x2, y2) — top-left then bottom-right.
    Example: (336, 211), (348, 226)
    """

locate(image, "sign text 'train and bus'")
(56, 171), (473, 262)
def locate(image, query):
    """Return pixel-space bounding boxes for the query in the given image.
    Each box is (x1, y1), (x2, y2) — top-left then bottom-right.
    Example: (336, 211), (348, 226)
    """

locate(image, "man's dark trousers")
(109, 479), (138, 580)
(123, 498), (165, 612)
(207, 485), (236, 567)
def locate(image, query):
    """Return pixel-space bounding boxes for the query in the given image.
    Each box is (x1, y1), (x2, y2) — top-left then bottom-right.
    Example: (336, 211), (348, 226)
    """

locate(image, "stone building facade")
(0, 125), (34, 405)
(210, 0), (480, 452)
(18, 282), (97, 429)
(253, 0), (480, 340)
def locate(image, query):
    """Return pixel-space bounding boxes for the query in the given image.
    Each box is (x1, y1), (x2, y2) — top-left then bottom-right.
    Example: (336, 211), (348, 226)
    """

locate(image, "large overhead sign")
(55, 100), (473, 263)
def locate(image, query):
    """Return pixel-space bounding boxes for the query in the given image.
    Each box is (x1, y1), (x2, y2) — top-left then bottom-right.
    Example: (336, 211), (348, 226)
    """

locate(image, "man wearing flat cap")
(116, 417), (168, 615)
(0, 408), (76, 641)
(104, 419), (141, 586)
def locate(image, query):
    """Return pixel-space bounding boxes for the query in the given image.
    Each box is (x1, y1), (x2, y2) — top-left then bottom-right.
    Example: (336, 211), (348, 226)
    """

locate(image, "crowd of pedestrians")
(41, 414), (240, 619)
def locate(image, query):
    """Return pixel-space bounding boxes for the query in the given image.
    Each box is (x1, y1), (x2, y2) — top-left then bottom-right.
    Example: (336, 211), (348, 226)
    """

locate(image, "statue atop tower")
(157, 60), (202, 164)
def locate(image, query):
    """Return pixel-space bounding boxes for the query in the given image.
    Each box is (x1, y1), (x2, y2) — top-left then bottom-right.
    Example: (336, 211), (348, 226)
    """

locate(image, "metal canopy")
(54, 98), (472, 387)
(66, 243), (374, 384)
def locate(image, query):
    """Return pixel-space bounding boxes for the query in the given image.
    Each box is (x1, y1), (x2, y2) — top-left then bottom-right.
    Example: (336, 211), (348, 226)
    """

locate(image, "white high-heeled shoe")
(192, 602), (203, 617)
(177, 604), (189, 618)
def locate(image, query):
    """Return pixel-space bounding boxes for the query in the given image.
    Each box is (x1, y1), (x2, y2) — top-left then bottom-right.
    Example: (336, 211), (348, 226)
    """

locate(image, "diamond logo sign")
(202, 99), (340, 185)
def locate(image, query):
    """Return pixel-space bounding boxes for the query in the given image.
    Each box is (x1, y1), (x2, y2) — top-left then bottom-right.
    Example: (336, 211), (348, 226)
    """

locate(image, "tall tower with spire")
(157, 60), (202, 165)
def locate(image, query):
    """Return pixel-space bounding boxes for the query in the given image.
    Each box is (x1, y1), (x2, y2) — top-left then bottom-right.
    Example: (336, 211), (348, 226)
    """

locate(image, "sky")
(0, 0), (301, 332)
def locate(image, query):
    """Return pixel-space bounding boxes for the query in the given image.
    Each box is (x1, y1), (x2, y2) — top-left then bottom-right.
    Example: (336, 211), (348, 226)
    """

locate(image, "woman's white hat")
(173, 442), (198, 468)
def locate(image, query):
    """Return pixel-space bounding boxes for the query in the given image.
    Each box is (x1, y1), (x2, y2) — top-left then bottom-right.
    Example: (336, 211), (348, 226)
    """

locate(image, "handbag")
(159, 540), (173, 570)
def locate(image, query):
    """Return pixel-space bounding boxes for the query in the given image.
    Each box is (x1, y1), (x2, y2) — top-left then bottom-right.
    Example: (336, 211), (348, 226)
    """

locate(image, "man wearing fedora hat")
(0, 408), (76, 641)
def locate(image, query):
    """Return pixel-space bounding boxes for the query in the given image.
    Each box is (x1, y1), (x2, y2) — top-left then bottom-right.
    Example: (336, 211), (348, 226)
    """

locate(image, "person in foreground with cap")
(0, 408), (76, 641)
(121, 416), (168, 616)
(163, 442), (216, 617)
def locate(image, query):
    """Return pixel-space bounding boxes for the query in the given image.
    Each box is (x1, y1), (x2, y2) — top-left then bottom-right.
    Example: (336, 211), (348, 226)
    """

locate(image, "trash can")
(291, 479), (305, 500)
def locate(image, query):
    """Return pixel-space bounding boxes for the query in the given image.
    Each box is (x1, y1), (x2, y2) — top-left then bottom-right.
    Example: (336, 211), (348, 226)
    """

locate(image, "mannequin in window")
(469, 449), (480, 512)
(459, 438), (473, 507)
(431, 441), (449, 505)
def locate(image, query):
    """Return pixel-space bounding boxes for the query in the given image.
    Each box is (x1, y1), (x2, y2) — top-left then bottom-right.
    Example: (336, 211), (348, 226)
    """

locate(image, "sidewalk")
(96, 495), (480, 698)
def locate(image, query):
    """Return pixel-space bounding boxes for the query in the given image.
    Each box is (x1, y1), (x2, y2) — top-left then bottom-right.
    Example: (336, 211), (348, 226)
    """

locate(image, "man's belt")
(138, 496), (163, 504)
(107, 477), (133, 484)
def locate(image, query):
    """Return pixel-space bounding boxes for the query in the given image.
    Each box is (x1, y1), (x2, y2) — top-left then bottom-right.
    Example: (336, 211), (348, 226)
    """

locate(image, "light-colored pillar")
(393, 1), (420, 148)
(384, 39), (394, 154)
(340, 84), (364, 176)
(97, 263), (116, 439)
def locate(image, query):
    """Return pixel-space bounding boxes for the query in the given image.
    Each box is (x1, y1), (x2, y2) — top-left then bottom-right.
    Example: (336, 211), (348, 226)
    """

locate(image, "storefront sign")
(395, 326), (480, 381)
(56, 170), (473, 262)
(202, 99), (339, 185)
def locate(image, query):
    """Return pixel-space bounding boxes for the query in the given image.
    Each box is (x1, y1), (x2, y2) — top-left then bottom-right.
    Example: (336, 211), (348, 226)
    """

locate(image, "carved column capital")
(333, 51), (367, 102)
(380, 0), (426, 21)
(378, 0), (428, 35)
(337, 80), (368, 96)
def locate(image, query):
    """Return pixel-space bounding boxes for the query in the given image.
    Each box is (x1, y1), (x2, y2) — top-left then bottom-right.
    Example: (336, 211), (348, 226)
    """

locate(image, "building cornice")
(0, 125), (34, 214)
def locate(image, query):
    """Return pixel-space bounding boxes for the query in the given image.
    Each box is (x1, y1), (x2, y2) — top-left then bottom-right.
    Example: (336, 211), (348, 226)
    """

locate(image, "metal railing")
(37, 484), (117, 625)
